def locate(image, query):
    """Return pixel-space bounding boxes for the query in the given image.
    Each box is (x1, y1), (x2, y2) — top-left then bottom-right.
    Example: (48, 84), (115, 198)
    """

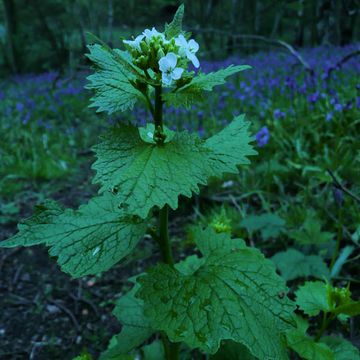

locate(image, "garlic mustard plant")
(0, 5), (303, 360)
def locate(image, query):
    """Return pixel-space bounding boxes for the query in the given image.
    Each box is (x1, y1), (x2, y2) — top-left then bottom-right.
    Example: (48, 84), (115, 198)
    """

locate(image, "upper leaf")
(163, 65), (251, 108)
(164, 4), (184, 39)
(272, 248), (329, 281)
(137, 227), (295, 359)
(85, 44), (144, 114)
(92, 123), (211, 218)
(100, 281), (154, 360)
(0, 194), (147, 278)
(92, 115), (256, 218)
(205, 114), (257, 173)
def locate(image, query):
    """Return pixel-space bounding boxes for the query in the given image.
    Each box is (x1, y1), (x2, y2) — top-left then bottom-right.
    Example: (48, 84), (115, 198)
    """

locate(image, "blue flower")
(307, 92), (320, 104)
(326, 112), (333, 121)
(256, 126), (270, 147)
(334, 103), (343, 112)
(16, 102), (24, 112)
(273, 109), (285, 119)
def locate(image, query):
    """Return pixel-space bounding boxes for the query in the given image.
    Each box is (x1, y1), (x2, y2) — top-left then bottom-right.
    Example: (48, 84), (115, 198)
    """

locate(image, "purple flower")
(256, 126), (270, 147)
(22, 112), (31, 125)
(326, 112), (333, 121)
(16, 102), (24, 112)
(307, 92), (320, 104)
(333, 187), (344, 206)
(273, 109), (285, 119)
(334, 103), (343, 112)
(198, 127), (205, 137)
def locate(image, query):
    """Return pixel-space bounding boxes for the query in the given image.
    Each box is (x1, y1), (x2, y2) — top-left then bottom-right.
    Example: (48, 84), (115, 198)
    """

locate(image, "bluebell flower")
(326, 112), (333, 121)
(307, 92), (320, 104)
(16, 102), (24, 112)
(22, 112), (31, 125)
(198, 127), (205, 137)
(333, 188), (344, 206)
(255, 126), (270, 147)
(334, 103), (343, 112)
(273, 109), (285, 119)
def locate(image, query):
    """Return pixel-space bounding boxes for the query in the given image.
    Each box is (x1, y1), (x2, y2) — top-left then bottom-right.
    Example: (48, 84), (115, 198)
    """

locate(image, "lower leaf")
(137, 227), (295, 359)
(0, 194), (147, 278)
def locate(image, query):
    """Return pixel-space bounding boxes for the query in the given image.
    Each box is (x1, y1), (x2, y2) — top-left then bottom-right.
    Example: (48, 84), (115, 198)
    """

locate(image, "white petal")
(171, 67), (184, 80)
(188, 39), (199, 53)
(165, 52), (177, 68)
(162, 73), (173, 86)
(135, 34), (145, 43)
(178, 46), (187, 58)
(158, 57), (170, 72)
(175, 34), (188, 47)
(187, 52), (200, 68)
(143, 28), (152, 38)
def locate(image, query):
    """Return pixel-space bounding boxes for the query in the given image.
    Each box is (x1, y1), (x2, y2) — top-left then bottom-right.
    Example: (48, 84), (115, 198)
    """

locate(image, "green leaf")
(240, 213), (286, 240)
(286, 316), (334, 360)
(163, 65), (251, 108)
(99, 279), (153, 360)
(271, 248), (329, 281)
(92, 115), (256, 218)
(295, 281), (330, 316)
(321, 336), (360, 360)
(333, 301), (360, 316)
(164, 4), (184, 39)
(137, 227), (295, 359)
(1, 194), (147, 278)
(141, 340), (165, 360)
(210, 341), (255, 360)
(111, 281), (154, 354)
(205, 114), (257, 172)
(0, 200), (63, 247)
(85, 44), (144, 114)
(138, 123), (175, 144)
(290, 217), (334, 245)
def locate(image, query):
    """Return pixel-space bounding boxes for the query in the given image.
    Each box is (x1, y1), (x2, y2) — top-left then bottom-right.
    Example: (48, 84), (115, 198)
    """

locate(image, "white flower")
(123, 34), (145, 51)
(158, 52), (184, 86)
(143, 27), (165, 42)
(175, 34), (200, 68)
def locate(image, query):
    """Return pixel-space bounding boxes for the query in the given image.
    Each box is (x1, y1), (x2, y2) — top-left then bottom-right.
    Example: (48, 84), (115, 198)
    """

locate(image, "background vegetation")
(1, 0), (359, 74)
(0, 1), (359, 359)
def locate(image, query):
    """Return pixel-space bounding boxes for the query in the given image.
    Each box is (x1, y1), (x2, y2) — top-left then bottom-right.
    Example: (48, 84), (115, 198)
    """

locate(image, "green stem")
(153, 82), (179, 360)
(315, 312), (332, 342)
(154, 85), (163, 130)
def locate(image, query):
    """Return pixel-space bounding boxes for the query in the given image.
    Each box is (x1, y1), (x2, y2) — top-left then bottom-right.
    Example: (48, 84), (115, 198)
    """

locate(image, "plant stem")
(315, 312), (332, 342)
(153, 82), (179, 359)
(154, 85), (163, 130)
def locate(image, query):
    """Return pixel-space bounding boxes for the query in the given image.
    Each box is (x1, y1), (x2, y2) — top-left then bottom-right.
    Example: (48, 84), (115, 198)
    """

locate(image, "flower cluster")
(123, 27), (200, 86)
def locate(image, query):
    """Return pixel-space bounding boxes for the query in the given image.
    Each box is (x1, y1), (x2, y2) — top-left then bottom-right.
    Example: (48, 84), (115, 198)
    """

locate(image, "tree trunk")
(2, 0), (19, 73)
